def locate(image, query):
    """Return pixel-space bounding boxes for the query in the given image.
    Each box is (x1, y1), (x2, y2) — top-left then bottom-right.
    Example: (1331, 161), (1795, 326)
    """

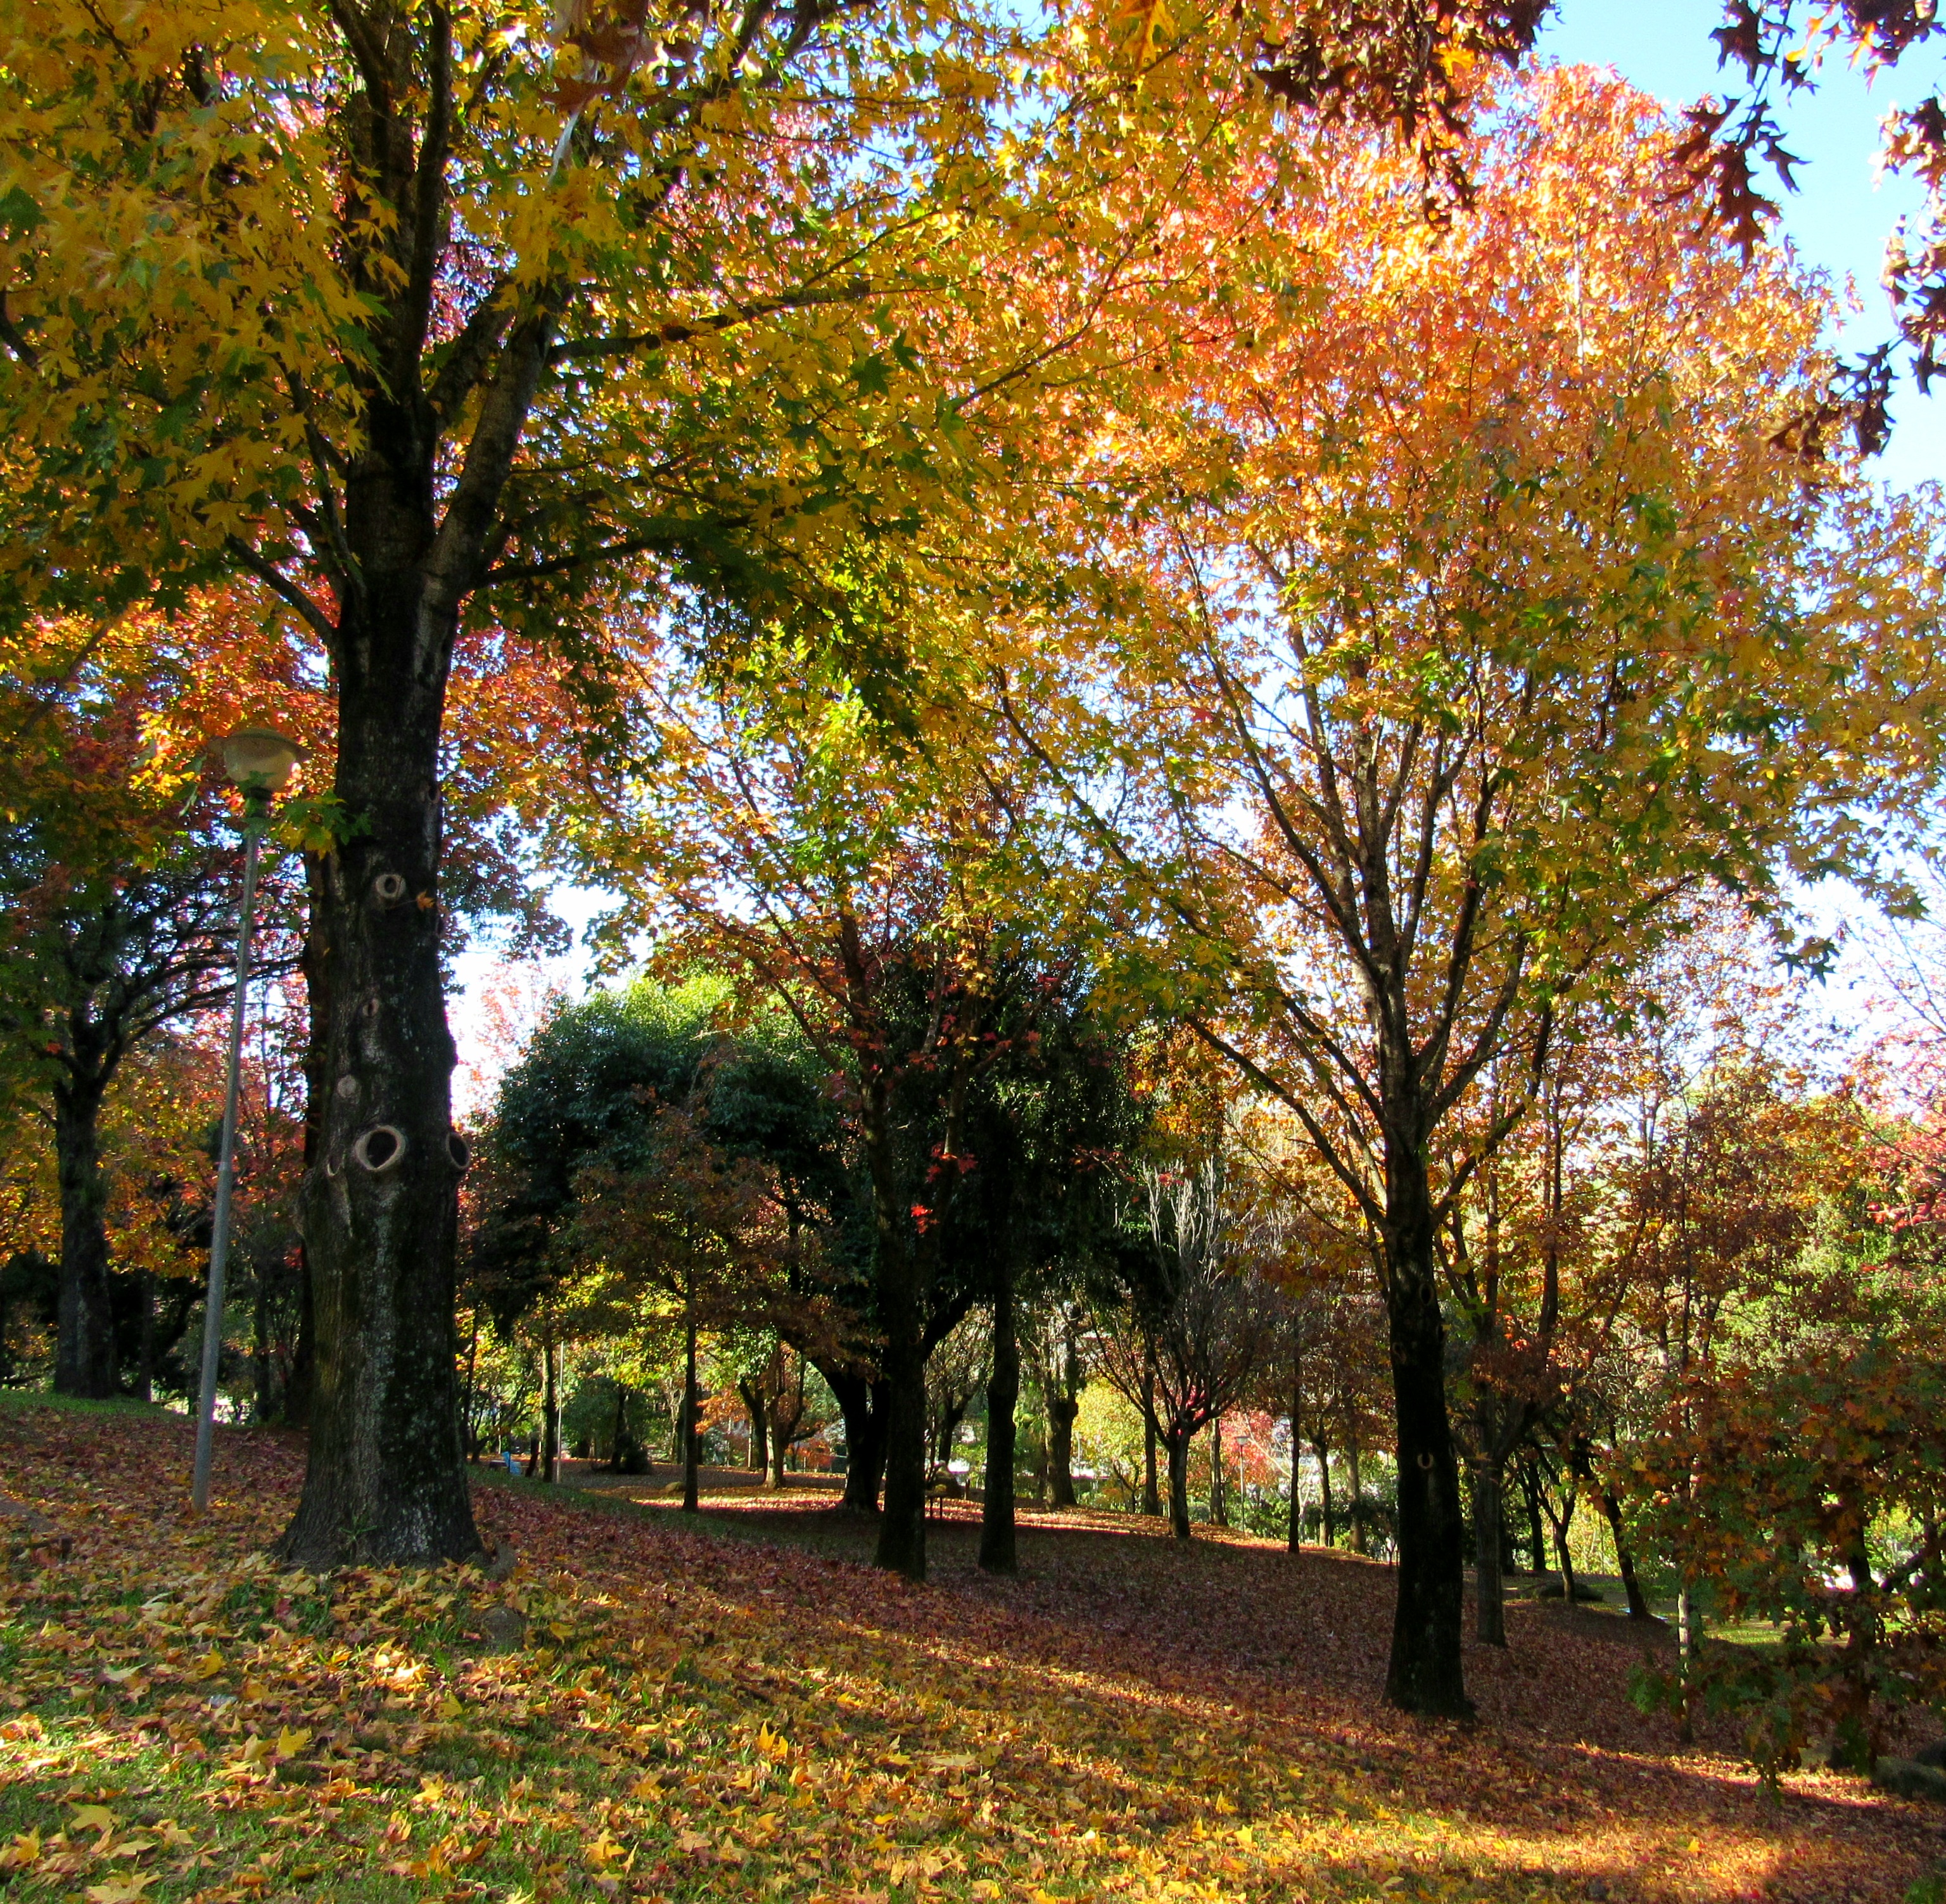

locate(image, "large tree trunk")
(828, 1371), (886, 1509)
(276, 608), (481, 1567)
(979, 1253), (1019, 1575)
(1382, 1141), (1471, 1717)
(53, 1076), (117, 1399)
(875, 1310), (927, 1578)
(1046, 1391), (1078, 1509)
(739, 1379), (768, 1478)
(1474, 1456), (1507, 1646)
(1165, 1428), (1192, 1540)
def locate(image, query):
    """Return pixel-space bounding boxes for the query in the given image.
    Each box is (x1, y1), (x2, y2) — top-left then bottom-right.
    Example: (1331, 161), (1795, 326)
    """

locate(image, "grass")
(0, 1399), (1940, 1904)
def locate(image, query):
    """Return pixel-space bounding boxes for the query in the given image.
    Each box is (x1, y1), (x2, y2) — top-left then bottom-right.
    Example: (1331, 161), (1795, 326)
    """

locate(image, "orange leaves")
(4, 1393), (1942, 1904)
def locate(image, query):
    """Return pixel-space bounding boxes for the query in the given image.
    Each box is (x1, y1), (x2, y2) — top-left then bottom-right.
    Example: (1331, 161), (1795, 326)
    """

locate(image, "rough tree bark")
(1382, 1141), (1470, 1716)
(1473, 1459), (1507, 1646)
(1165, 1429), (1192, 1540)
(1314, 1433), (1333, 1547)
(979, 1252), (1019, 1575)
(829, 1371), (887, 1510)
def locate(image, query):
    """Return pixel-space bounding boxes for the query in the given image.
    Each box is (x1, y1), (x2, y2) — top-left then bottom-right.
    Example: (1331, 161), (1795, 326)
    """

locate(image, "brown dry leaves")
(0, 1401), (1936, 1904)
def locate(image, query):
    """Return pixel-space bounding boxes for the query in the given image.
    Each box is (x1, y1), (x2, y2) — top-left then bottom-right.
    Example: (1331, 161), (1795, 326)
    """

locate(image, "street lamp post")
(191, 728), (303, 1513)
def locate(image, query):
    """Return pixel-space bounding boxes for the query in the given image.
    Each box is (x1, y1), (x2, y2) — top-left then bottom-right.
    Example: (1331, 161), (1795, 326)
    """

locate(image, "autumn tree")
(1094, 1160), (1283, 1539)
(1013, 68), (1944, 1713)
(0, 0), (1587, 1563)
(0, 621), (314, 1397)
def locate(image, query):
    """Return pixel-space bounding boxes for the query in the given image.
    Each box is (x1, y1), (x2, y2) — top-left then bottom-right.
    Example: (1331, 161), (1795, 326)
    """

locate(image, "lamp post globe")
(219, 728), (305, 794)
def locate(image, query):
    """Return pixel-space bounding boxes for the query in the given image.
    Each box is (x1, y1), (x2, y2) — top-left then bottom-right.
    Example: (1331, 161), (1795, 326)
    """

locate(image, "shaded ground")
(0, 1399), (1940, 1904)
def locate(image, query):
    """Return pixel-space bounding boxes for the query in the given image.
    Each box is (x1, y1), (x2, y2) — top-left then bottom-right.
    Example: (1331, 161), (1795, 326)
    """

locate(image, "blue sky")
(1542, 0), (1942, 491)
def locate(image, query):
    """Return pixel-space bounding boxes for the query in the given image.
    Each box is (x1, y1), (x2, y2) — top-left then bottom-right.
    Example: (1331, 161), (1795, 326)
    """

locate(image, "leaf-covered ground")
(0, 1400), (1937, 1904)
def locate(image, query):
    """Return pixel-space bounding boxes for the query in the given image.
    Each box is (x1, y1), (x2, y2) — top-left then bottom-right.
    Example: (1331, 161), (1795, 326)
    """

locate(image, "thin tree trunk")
(541, 1331), (561, 1483)
(1142, 1361), (1161, 1517)
(1166, 1429), (1192, 1540)
(1474, 1457), (1507, 1646)
(1314, 1435), (1333, 1547)
(1287, 1361), (1303, 1553)
(254, 1276), (273, 1424)
(979, 1253), (1019, 1575)
(53, 1077), (117, 1398)
(1347, 1428), (1365, 1554)
(1676, 1582), (1696, 1743)
(136, 1269), (156, 1405)
(1522, 1460), (1546, 1573)
(1047, 1317), (1079, 1509)
(1599, 1484), (1653, 1620)
(682, 1309), (699, 1513)
(1543, 1475), (1577, 1603)
(1210, 1417), (1228, 1528)
(609, 1379), (630, 1471)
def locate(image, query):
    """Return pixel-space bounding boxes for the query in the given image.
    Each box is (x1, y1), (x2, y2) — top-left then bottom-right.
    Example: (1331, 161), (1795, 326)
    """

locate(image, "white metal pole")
(191, 810), (266, 1511)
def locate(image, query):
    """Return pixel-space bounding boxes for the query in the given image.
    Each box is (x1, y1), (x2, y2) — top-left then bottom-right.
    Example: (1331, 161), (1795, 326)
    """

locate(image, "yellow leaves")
(583, 1829), (627, 1870)
(69, 1805), (116, 1834)
(1113, 0), (1173, 62)
(436, 1694), (466, 1722)
(0, 1829), (42, 1871)
(83, 1875), (153, 1904)
(191, 1649), (225, 1680)
(276, 1726), (312, 1759)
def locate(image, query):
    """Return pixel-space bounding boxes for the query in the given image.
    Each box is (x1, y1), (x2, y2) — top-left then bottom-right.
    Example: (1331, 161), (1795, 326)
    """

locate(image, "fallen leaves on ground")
(0, 1399), (1936, 1904)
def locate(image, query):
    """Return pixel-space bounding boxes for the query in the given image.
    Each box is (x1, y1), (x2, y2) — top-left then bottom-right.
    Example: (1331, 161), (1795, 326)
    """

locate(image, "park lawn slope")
(0, 1400), (1935, 1904)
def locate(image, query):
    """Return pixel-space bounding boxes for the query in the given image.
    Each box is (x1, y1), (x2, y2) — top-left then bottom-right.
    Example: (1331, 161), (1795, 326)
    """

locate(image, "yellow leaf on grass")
(673, 1830), (712, 1856)
(436, 1695), (464, 1722)
(241, 1678), (269, 1702)
(70, 1806), (116, 1834)
(85, 1877), (153, 1904)
(0, 1831), (41, 1871)
(192, 1651), (224, 1680)
(276, 1728), (312, 1758)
